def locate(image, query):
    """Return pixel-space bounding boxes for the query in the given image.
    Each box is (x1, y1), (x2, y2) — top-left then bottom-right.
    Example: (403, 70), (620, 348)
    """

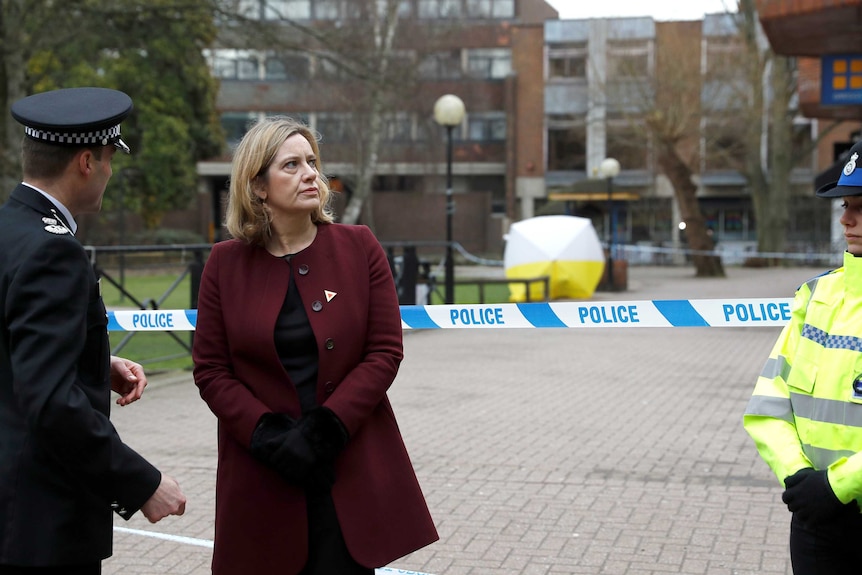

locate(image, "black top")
(274, 257), (319, 414)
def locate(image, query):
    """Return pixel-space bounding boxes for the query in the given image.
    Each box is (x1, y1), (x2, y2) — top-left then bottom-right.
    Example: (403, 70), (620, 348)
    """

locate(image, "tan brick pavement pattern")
(104, 265), (826, 575)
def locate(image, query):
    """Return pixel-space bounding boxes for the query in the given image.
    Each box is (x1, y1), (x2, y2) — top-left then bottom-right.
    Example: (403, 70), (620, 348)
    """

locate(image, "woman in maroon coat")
(192, 116), (438, 575)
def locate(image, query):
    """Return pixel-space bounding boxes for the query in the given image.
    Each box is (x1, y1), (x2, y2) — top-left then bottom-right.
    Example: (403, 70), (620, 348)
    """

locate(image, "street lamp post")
(599, 157), (621, 290)
(433, 94), (466, 304)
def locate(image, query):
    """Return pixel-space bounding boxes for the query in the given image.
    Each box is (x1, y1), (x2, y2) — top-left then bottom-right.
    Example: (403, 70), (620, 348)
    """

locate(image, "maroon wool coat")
(192, 223), (438, 574)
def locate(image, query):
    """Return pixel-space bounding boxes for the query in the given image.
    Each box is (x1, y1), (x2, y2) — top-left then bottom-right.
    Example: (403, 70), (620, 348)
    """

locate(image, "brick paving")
(104, 264), (829, 575)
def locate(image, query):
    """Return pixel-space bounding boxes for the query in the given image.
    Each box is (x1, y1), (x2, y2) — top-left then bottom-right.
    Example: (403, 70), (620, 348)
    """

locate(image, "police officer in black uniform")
(0, 87), (187, 575)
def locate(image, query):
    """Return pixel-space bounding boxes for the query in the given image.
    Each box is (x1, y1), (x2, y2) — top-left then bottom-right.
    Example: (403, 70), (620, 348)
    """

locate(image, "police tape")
(107, 298), (795, 331)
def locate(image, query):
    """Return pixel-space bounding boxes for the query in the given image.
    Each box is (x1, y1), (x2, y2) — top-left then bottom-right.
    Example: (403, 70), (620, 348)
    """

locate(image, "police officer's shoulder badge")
(44, 224), (69, 235)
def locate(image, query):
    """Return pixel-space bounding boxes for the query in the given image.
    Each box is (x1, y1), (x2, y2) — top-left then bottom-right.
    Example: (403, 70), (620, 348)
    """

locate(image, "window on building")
(313, 0), (341, 19)
(264, 58), (287, 81)
(210, 51), (239, 79)
(237, 0), (262, 19)
(418, 51), (462, 80)
(702, 36), (747, 111)
(221, 112), (261, 148)
(699, 199), (755, 242)
(236, 0), (307, 20)
(264, 54), (310, 81)
(237, 57), (260, 80)
(316, 112), (353, 142)
(374, 174), (420, 192)
(704, 36), (741, 80)
(607, 40), (651, 80)
(208, 50), (259, 80)
(606, 120), (649, 171)
(547, 117), (586, 171)
(467, 112), (506, 141)
(465, 0), (514, 17)
(548, 43), (587, 79)
(317, 54), (350, 79)
(466, 49), (511, 79)
(418, 0), (462, 18)
(382, 113), (413, 141)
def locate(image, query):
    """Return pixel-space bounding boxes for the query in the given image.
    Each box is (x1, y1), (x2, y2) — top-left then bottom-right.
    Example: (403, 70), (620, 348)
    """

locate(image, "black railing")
(87, 244), (210, 365)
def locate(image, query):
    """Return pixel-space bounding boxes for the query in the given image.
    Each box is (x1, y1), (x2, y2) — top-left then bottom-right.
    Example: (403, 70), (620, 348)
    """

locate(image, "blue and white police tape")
(108, 309), (198, 332)
(107, 298), (794, 331)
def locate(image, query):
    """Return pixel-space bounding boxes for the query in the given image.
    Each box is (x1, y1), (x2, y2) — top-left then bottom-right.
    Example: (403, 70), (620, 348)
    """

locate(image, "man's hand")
(110, 355), (147, 406)
(141, 474), (187, 523)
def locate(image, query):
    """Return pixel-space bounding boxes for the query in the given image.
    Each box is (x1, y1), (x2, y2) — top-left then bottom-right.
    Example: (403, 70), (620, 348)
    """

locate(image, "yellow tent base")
(506, 260), (604, 301)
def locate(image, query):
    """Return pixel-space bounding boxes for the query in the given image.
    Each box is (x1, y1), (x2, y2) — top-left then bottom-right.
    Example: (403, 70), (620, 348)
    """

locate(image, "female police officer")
(744, 139), (862, 573)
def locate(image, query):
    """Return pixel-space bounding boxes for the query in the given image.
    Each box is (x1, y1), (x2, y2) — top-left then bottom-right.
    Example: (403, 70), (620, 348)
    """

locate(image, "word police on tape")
(106, 299), (793, 332)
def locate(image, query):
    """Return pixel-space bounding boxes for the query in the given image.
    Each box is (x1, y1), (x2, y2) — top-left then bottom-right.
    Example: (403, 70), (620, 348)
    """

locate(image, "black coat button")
(325, 338), (335, 350)
(298, 264), (309, 275)
(311, 300), (323, 312)
(324, 381), (335, 394)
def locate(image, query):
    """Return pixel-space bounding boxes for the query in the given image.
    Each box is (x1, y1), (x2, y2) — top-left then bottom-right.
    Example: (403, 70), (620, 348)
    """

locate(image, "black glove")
(249, 413), (295, 461)
(295, 407), (349, 492)
(782, 468), (856, 524)
(299, 406), (349, 463)
(250, 413), (323, 490)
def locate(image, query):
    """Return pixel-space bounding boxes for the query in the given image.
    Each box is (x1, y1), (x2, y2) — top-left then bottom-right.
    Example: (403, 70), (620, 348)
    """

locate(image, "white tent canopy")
(503, 215), (605, 301)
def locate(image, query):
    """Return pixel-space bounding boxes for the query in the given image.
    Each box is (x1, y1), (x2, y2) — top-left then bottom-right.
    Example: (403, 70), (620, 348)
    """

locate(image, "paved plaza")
(104, 264), (828, 575)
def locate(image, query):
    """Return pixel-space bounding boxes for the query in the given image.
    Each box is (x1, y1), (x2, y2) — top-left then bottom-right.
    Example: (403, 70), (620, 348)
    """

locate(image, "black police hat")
(10, 87), (132, 154)
(817, 140), (862, 198)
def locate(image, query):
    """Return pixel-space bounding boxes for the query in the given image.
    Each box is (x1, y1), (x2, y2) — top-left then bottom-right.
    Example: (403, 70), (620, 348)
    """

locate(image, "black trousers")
(300, 491), (372, 575)
(0, 565), (100, 575)
(790, 511), (862, 574)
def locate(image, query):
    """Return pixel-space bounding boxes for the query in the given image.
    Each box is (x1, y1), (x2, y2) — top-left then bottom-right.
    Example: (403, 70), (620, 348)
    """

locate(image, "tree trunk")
(337, 0), (400, 228)
(0, 0), (28, 196)
(737, 0), (796, 264)
(758, 55), (794, 257)
(656, 140), (725, 277)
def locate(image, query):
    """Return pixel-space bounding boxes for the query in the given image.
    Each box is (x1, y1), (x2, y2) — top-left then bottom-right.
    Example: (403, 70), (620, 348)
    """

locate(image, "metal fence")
(88, 244), (210, 365)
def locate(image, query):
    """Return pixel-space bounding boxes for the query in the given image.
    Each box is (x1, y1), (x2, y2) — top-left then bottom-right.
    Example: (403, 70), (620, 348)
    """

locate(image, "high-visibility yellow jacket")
(744, 251), (862, 508)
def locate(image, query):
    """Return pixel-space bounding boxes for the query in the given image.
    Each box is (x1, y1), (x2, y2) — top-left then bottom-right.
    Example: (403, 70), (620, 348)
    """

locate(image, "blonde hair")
(225, 116), (334, 244)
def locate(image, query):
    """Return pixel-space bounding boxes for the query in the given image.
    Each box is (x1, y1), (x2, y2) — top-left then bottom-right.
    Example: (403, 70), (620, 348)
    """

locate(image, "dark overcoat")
(0, 184), (160, 566)
(192, 223), (438, 574)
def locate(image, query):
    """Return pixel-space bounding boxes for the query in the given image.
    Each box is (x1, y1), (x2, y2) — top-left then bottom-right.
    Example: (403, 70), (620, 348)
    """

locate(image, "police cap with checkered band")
(817, 140), (862, 198)
(10, 87), (132, 154)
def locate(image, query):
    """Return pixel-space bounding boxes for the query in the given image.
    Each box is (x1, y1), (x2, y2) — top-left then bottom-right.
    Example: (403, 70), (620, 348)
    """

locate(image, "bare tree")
(719, 0), (835, 258)
(216, 0), (440, 228)
(615, 1), (829, 274)
(610, 20), (724, 276)
(736, 0), (795, 258)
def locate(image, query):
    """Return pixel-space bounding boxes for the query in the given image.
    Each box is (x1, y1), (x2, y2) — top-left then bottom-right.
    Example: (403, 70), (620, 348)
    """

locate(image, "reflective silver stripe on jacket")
(801, 443), (856, 470)
(789, 393), (862, 427)
(759, 356), (791, 381)
(745, 395), (793, 424)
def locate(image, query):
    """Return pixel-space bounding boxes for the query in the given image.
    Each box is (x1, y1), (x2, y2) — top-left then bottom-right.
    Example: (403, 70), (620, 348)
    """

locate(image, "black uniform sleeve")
(6, 235), (160, 518)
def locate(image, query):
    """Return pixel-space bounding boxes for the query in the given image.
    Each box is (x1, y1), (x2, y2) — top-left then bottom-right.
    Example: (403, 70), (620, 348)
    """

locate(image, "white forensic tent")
(503, 215), (605, 301)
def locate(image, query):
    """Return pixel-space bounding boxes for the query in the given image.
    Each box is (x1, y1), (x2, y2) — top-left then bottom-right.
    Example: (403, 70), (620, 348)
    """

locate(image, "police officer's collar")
(20, 182), (77, 234)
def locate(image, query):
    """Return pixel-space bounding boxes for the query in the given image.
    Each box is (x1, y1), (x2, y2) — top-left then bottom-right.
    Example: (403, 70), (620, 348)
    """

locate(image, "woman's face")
(840, 195), (862, 256)
(256, 133), (320, 217)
